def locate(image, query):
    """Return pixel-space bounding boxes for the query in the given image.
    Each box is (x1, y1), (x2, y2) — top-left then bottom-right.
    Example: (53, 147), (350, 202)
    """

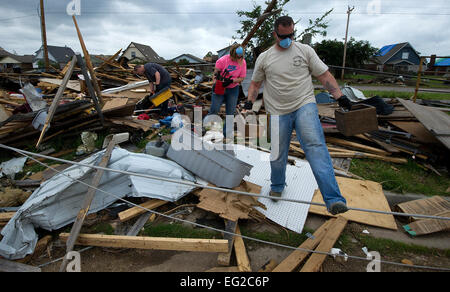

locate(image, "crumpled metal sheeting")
(0, 148), (197, 260)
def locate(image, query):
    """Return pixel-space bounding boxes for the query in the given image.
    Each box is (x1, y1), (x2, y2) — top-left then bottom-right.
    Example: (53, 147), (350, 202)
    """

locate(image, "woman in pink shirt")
(206, 44), (247, 140)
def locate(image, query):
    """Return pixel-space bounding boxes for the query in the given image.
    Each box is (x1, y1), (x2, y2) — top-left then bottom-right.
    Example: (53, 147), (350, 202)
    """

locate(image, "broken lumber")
(234, 224), (252, 272)
(206, 266), (240, 272)
(72, 15), (103, 104)
(273, 219), (335, 272)
(325, 137), (391, 156)
(59, 139), (116, 272)
(0, 212), (15, 223)
(300, 216), (348, 272)
(59, 233), (229, 253)
(258, 259), (278, 272)
(118, 199), (168, 222)
(217, 220), (238, 267)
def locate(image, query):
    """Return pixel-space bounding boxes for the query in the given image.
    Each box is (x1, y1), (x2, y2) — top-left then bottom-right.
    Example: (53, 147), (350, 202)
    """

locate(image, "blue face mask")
(279, 37), (292, 49)
(236, 46), (244, 57)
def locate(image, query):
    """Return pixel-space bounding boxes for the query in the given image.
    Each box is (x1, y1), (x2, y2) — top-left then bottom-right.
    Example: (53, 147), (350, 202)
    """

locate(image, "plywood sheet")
(39, 78), (81, 92)
(309, 177), (398, 230)
(102, 98), (129, 111)
(389, 121), (439, 144)
(398, 98), (450, 150)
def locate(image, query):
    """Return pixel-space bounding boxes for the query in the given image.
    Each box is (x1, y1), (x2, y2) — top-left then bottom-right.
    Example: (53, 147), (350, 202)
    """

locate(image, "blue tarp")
(435, 58), (450, 67)
(376, 44), (397, 57)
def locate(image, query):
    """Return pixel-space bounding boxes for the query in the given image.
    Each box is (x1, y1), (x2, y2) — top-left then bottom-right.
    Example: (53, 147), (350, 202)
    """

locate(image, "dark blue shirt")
(143, 63), (171, 86)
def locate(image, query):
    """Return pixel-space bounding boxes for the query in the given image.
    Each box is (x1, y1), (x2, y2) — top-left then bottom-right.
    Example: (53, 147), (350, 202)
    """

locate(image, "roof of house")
(171, 53), (205, 64)
(435, 58), (450, 67)
(35, 45), (76, 63)
(127, 42), (166, 64)
(374, 42), (410, 64)
(0, 48), (12, 58)
(0, 48), (33, 64)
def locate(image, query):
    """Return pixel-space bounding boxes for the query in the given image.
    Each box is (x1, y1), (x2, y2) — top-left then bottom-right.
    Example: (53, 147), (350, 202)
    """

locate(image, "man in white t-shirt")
(247, 16), (351, 215)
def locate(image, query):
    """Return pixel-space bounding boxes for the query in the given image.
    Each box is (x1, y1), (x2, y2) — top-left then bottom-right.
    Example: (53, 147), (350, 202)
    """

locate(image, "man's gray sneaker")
(269, 191), (282, 202)
(328, 201), (349, 215)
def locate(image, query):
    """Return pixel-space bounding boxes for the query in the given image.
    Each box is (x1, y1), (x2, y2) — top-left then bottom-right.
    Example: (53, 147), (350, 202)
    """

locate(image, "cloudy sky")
(1, 0), (449, 60)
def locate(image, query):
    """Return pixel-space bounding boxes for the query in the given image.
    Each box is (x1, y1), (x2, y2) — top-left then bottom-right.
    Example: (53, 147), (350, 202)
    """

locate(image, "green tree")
(314, 38), (378, 68)
(234, 0), (333, 64)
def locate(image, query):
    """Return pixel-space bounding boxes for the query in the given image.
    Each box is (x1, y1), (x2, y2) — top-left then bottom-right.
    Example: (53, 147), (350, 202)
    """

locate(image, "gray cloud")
(0, 0), (448, 60)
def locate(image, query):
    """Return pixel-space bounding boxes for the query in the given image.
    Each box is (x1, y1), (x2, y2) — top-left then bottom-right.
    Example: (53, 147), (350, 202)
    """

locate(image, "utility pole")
(341, 6), (355, 81)
(40, 0), (50, 72)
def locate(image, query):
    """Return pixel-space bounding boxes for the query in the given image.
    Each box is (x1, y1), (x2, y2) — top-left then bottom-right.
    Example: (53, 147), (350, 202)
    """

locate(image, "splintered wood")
(196, 181), (266, 222)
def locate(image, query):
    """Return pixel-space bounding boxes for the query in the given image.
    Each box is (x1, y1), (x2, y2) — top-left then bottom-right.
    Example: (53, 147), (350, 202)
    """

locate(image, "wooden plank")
(59, 140), (116, 272)
(234, 224), (251, 272)
(328, 152), (408, 164)
(72, 15), (103, 104)
(0, 212), (15, 223)
(217, 220), (238, 266)
(273, 219), (335, 272)
(205, 266), (240, 272)
(118, 199), (168, 222)
(258, 259), (278, 272)
(310, 177), (398, 230)
(300, 216), (348, 272)
(325, 136), (391, 156)
(398, 98), (450, 150)
(26, 149), (75, 166)
(170, 85), (197, 99)
(59, 233), (229, 253)
(0, 258), (41, 272)
(36, 55), (78, 148)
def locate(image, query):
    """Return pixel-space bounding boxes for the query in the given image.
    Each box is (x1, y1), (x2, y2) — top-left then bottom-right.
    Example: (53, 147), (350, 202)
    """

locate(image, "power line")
(1, 143), (449, 222)
(16, 149), (449, 272)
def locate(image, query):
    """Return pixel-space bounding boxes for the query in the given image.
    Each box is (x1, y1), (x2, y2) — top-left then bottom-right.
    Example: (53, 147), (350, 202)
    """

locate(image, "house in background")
(428, 56), (450, 74)
(368, 42), (423, 73)
(33, 45), (76, 69)
(217, 42), (238, 59)
(121, 42), (166, 64)
(171, 53), (206, 64)
(0, 48), (33, 72)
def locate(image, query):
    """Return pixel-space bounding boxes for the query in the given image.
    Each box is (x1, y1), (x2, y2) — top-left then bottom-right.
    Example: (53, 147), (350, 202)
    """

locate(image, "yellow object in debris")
(151, 88), (173, 107)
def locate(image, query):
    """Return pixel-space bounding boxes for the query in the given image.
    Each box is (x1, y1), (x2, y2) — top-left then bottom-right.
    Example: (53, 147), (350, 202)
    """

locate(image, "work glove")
(244, 100), (253, 110)
(338, 95), (352, 111)
(222, 77), (233, 88)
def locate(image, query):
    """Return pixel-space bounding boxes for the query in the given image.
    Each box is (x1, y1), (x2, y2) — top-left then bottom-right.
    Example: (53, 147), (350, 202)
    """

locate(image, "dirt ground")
(29, 211), (450, 273)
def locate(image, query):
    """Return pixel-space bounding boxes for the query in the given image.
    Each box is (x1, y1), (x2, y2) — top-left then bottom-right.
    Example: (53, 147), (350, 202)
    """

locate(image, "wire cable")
(16, 150), (449, 272)
(1, 143), (449, 222)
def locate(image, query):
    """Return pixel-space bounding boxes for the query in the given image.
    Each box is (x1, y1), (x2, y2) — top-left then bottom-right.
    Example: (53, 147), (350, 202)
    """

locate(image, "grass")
(349, 159), (450, 197)
(355, 234), (450, 258)
(361, 90), (450, 101)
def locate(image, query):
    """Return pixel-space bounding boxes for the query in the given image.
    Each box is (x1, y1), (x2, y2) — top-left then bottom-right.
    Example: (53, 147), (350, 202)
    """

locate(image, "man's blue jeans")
(270, 103), (347, 209)
(207, 86), (240, 138)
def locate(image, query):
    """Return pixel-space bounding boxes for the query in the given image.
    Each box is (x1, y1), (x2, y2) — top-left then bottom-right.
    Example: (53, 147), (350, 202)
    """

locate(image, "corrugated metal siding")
(234, 146), (318, 234)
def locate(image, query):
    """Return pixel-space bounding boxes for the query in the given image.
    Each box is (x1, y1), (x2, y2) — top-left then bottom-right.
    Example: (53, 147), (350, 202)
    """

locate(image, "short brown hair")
(274, 16), (294, 33)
